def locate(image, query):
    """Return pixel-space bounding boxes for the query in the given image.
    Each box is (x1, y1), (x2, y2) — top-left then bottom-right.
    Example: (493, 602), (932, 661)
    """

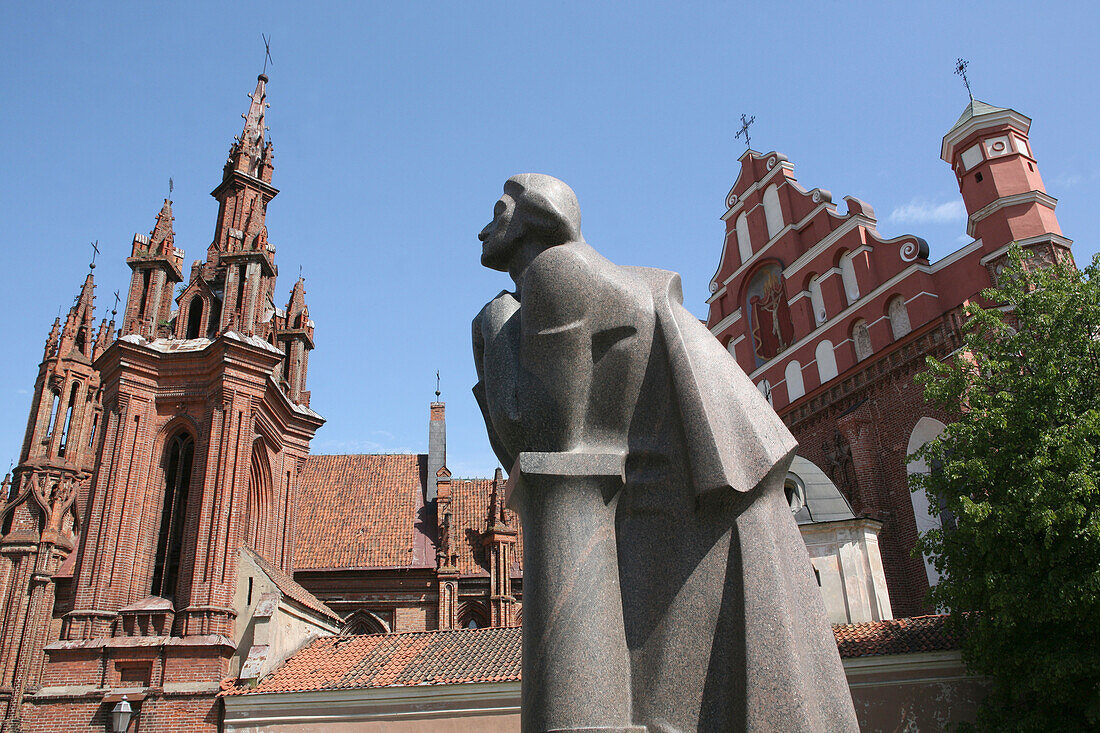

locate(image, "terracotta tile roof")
(294, 454), (434, 571)
(243, 546), (341, 624)
(227, 616), (958, 697)
(449, 479), (524, 576)
(223, 626), (521, 696)
(834, 614), (959, 658)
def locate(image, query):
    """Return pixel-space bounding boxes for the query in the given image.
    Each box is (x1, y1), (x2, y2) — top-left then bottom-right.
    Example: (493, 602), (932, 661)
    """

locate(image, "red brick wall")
(21, 694), (219, 733)
(782, 319), (960, 617)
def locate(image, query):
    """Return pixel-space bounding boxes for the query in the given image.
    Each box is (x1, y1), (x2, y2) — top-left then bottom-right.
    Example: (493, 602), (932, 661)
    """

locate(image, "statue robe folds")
(474, 244), (858, 733)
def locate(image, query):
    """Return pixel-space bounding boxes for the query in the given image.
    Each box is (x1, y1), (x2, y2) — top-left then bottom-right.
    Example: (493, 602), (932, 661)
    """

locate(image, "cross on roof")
(112, 290), (120, 316)
(262, 33), (273, 74)
(735, 113), (755, 150)
(90, 240), (100, 269)
(436, 370), (441, 398)
(955, 58), (973, 101)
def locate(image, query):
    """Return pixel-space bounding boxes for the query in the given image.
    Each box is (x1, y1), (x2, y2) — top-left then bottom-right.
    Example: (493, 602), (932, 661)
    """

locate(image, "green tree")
(913, 248), (1100, 732)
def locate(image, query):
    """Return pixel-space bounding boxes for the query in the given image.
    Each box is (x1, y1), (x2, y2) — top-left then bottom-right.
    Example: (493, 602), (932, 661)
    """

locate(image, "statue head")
(479, 174), (582, 272)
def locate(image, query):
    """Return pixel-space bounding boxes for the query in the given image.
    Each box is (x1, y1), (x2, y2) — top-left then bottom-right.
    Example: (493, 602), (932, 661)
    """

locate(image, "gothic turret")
(481, 467), (518, 627)
(273, 278), (314, 406)
(0, 265), (104, 726)
(20, 269), (104, 470)
(206, 74), (279, 337)
(122, 198), (184, 339)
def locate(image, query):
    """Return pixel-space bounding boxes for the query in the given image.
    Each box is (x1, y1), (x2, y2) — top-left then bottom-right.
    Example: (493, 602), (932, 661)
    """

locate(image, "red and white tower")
(941, 99), (1072, 275)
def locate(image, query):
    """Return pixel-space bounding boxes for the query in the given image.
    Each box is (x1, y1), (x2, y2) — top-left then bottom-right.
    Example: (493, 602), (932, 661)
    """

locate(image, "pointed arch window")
(185, 298), (205, 339)
(907, 418), (948, 586)
(207, 299), (222, 338)
(245, 439), (274, 561)
(58, 382), (79, 457)
(151, 432), (195, 601)
(458, 601), (490, 630)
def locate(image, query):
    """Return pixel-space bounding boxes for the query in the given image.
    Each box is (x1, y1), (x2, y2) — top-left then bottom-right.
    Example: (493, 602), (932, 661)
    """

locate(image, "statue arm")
(473, 292), (522, 468)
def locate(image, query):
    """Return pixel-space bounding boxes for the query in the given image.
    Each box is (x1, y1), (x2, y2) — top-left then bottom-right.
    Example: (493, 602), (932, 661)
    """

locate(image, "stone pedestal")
(506, 452), (645, 733)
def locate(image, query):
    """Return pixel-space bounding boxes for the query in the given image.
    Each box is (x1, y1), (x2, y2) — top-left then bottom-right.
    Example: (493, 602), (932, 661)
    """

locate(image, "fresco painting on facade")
(745, 261), (795, 365)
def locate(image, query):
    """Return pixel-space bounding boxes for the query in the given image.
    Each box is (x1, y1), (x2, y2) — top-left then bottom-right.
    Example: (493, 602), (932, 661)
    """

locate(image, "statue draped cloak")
(474, 258), (859, 732)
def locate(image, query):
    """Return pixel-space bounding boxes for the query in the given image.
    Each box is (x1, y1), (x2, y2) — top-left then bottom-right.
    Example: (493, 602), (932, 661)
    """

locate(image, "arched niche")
(341, 609), (389, 636)
(763, 184), (783, 239)
(736, 212), (752, 265)
(888, 295), (912, 340)
(839, 250), (860, 304)
(458, 601), (490, 629)
(785, 360), (805, 401)
(815, 340), (838, 383)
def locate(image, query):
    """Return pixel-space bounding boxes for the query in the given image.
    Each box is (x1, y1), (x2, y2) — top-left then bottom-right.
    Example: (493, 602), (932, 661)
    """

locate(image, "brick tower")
(0, 264), (111, 731)
(0, 73), (332, 733)
(941, 99), (1072, 275)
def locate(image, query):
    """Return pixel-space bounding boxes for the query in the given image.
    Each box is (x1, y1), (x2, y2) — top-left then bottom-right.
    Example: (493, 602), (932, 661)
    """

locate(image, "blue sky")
(1, 2), (1097, 478)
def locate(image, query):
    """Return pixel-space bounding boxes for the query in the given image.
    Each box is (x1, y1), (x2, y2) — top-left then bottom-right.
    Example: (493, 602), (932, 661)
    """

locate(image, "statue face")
(479, 192), (520, 272)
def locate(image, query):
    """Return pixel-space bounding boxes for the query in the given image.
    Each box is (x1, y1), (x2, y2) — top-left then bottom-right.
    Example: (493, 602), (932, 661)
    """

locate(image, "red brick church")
(705, 98), (1071, 617)
(0, 70), (1069, 731)
(0, 73), (525, 733)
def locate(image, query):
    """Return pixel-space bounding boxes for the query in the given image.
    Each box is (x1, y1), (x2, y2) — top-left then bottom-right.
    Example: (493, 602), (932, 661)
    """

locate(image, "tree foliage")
(913, 248), (1100, 731)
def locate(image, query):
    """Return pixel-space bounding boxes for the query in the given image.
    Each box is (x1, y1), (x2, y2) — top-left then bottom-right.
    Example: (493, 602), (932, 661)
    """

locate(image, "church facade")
(705, 99), (1071, 617)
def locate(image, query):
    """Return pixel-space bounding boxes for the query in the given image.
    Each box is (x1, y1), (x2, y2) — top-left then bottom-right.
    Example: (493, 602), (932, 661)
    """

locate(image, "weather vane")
(262, 33), (273, 75)
(89, 240), (99, 270)
(735, 113), (755, 150)
(436, 370), (441, 399)
(169, 177), (174, 199)
(955, 58), (973, 101)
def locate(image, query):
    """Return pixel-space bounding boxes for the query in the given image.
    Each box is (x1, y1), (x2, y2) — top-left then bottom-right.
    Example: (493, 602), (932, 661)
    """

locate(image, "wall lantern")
(110, 695), (133, 733)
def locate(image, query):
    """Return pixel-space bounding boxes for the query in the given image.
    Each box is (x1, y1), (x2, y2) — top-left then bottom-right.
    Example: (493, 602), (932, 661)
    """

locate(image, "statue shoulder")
(525, 243), (600, 289)
(520, 244), (602, 323)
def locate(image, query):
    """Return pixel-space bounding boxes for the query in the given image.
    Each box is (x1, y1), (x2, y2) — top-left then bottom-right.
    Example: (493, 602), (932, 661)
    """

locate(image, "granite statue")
(472, 174), (859, 733)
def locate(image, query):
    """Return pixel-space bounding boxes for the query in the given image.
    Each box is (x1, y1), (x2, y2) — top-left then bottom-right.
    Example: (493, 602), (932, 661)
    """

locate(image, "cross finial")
(735, 113), (755, 150)
(261, 33), (273, 75)
(89, 240), (99, 270)
(435, 370), (441, 399)
(168, 177), (174, 199)
(112, 289), (120, 317)
(955, 58), (973, 101)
